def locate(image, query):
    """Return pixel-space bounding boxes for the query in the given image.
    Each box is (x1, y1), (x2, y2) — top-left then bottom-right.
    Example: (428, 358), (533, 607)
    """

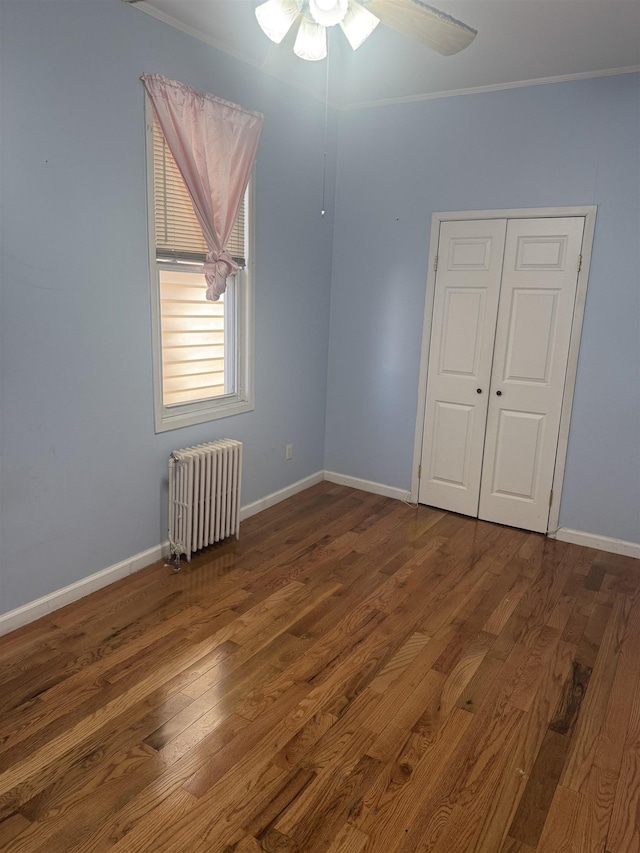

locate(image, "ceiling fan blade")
(364, 0), (477, 55)
(260, 11), (303, 72)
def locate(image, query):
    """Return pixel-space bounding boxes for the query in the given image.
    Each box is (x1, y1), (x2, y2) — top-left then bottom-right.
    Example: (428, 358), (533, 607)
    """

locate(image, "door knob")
(496, 390), (502, 396)
(476, 388), (482, 394)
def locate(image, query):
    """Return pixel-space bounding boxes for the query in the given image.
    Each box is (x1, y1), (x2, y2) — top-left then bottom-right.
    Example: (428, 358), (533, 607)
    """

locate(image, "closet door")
(478, 217), (585, 532)
(418, 219), (507, 515)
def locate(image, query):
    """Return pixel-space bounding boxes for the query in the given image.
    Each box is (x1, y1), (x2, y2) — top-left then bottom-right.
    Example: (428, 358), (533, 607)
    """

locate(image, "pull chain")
(321, 37), (330, 217)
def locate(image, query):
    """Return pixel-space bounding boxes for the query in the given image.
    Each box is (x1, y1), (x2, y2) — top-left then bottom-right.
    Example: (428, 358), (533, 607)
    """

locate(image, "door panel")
(502, 290), (559, 384)
(429, 401), (475, 487)
(489, 410), (545, 500)
(439, 289), (485, 376)
(419, 219), (507, 515)
(515, 235), (569, 269)
(478, 217), (585, 532)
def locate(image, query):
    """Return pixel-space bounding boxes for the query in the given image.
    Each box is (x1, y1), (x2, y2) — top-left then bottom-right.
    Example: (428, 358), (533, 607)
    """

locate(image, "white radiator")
(168, 439), (242, 566)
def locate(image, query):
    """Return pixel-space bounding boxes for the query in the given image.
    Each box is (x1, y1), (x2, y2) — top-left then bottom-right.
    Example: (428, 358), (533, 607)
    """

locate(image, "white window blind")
(152, 114), (246, 265)
(159, 269), (228, 406)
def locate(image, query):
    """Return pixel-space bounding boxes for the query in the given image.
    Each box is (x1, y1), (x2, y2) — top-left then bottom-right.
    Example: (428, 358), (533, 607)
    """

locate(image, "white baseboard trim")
(240, 471), (325, 521)
(552, 527), (640, 559)
(0, 469), (409, 638)
(323, 470), (410, 502)
(0, 541), (171, 638)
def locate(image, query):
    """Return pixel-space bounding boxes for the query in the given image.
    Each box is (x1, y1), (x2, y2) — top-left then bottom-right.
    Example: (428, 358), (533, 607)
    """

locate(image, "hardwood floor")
(1, 482), (639, 852)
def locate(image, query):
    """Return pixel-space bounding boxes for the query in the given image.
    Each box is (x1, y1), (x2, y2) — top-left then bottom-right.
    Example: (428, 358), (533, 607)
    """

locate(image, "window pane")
(159, 269), (232, 407)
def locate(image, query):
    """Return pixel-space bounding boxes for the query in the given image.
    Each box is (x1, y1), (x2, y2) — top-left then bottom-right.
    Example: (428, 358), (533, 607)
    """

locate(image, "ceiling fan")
(255, 0), (477, 62)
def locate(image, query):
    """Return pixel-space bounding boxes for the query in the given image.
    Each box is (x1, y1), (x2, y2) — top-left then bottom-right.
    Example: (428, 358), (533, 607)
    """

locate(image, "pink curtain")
(142, 74), (263, 301)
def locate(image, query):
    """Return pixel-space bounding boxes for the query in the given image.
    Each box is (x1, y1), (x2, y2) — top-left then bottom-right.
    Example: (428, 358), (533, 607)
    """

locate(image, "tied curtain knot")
(204, 250), (238, 302)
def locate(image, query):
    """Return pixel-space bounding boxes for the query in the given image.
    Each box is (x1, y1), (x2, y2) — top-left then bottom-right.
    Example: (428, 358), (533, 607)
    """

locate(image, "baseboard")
(0, 541), (171, 638)
(0, 468), (408, 638)
(323, 470), (410, 502)
(552, 527), (640, 559)
(240, 471), (325, 521)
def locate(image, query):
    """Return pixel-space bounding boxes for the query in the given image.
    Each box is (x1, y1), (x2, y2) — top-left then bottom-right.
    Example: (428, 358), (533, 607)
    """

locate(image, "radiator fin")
(168, 439), (242, 562)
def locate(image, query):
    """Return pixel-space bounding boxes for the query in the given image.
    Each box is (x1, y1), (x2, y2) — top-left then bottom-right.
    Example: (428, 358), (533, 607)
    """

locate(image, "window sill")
(154, 397), (254, 433)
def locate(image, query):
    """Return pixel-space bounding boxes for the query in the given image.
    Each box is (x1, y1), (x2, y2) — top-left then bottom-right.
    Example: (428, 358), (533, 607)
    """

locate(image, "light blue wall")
(0, 0), (336, 613)
(325, 74), (640, 544)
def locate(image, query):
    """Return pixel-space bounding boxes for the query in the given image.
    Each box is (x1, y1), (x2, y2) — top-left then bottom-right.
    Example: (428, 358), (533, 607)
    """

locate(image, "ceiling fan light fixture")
(308, 0), (348, 27)
(339, 0), (379, 50)
(255, 0), (300, 44)
(293, 14), (327, 61)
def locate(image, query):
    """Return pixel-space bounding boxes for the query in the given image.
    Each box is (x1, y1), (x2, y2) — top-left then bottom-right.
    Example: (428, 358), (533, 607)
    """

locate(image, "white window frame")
(145, 97), (255, 434)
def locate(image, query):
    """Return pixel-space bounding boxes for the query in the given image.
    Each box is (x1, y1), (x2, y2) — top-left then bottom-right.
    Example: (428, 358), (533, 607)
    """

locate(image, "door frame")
(411, 205), (597, 534)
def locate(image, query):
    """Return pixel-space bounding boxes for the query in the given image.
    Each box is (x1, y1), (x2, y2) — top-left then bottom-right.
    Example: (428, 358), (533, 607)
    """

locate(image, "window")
(146, 101), (254, 432)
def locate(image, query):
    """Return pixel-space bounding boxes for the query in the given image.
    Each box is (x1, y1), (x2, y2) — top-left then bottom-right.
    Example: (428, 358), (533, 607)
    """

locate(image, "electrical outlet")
(285, 444), (293, 460)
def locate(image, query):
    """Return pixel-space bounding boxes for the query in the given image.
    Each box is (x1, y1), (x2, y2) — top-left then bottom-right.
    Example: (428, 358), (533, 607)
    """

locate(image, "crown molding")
(341, 65), (640, 110)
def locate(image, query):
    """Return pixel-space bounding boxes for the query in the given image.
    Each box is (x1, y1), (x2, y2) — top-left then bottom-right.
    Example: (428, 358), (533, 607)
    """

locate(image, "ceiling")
(129, 0), (640, 109)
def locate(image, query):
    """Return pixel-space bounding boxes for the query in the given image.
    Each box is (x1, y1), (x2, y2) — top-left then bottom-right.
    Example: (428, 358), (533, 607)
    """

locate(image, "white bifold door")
(419, 216), (585, 533)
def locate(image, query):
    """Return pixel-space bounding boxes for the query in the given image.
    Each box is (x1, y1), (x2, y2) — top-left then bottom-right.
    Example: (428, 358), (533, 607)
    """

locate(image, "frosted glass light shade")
(308, 0), (348, 27)
(294, 16), (327, 61)
(255, 0), (300, 43)
(339, 0), (379, 50)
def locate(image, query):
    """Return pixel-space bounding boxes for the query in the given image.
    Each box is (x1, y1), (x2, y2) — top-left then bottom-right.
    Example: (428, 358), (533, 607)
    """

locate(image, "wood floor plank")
(572, 763), (618, 853)
(363, 654), (447, 736)
(324, 822), (369, 852)
(507, 625), (562, 712)
(476, 633), (576, 849)
(20, 692), (192, 824)
(483, 575), (531, 636)
(576, 600), (614, 669)
(536, 784), (581, 852)
(508, 729), (571, 847)
(365, 631), (431, 693)
(272, 711), (339, 772)
(0, 482), (638, 852)
(455, 652), (505, 714)
(0, 627), (257, 816)
(60, 715), (252, 853)
(499, 837), (536, 853)
(182, 683), (310, 798)
(438, 635), (492, 719)
(561, 593), (628, 793)
(16, 743), (158, 853)
(593, 588), (640, 776)
(273, 754), (383, 852)
(0, 812), (32, 848)
(350, 708), (474, 849)
(5, 713), (204, 853)
(394, 698), (524, 852)
(606, 666), (640, 852)
(240, 766), (317, 842)
(0, 592), (242, 758)
(223, 833), (263, 852)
